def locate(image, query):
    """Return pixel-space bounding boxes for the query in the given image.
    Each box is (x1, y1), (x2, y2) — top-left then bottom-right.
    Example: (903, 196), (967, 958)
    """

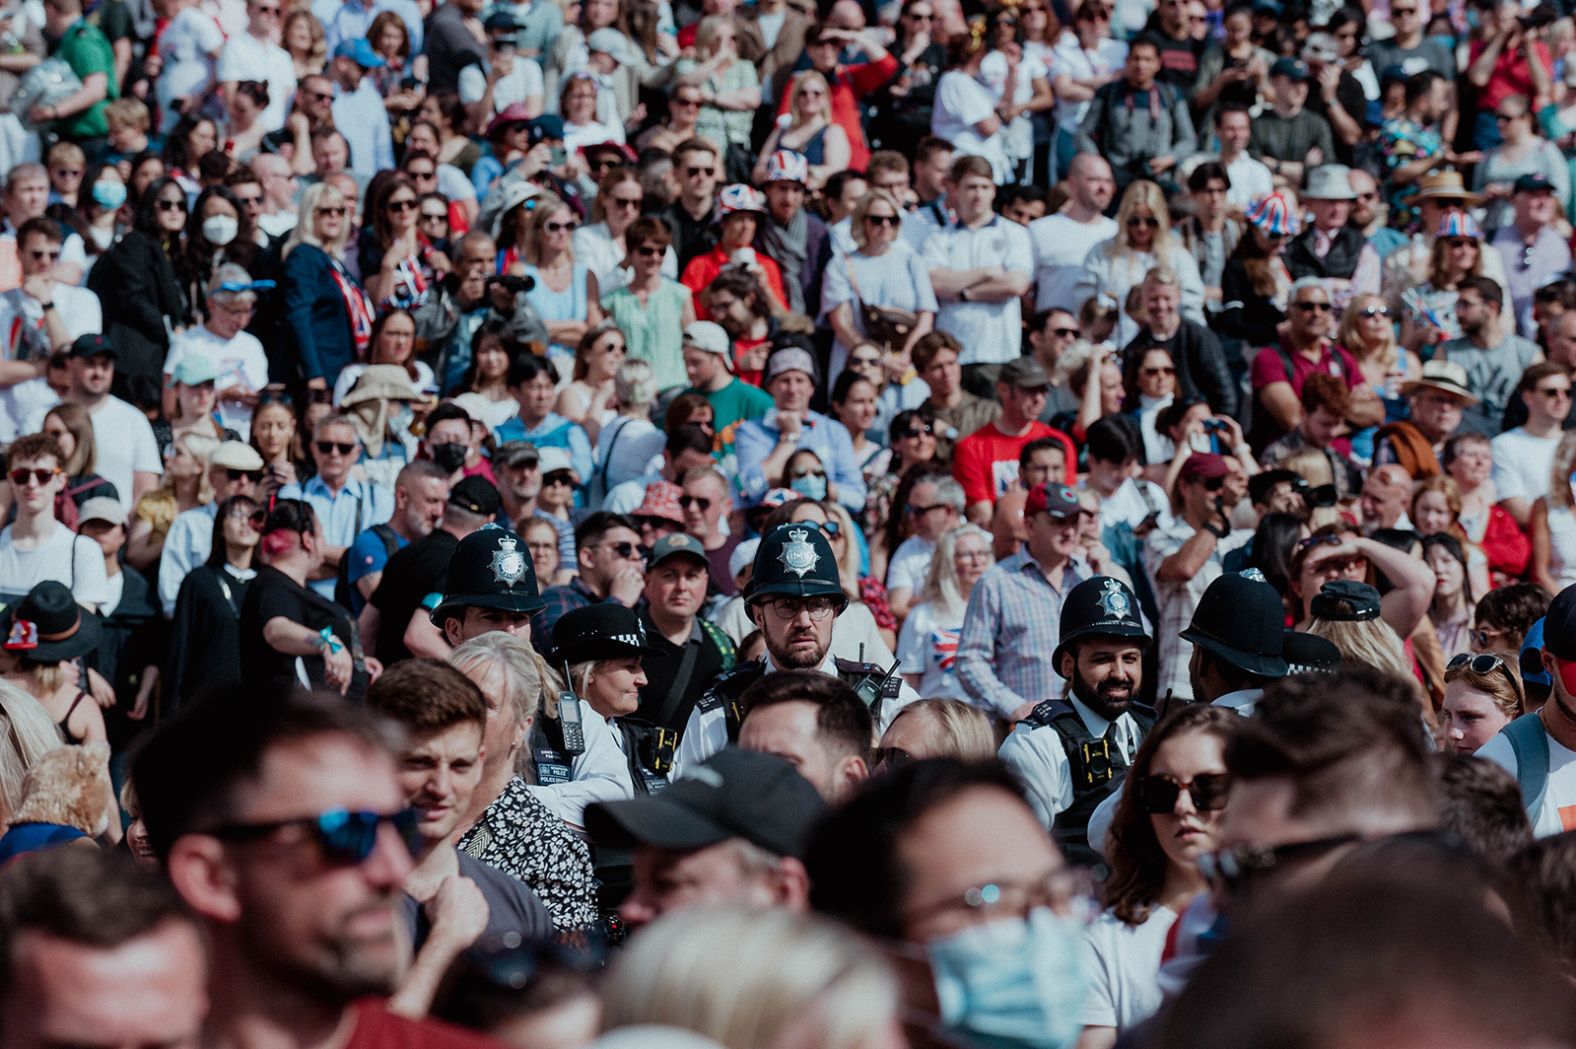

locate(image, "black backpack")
(335, 524), (400, 611)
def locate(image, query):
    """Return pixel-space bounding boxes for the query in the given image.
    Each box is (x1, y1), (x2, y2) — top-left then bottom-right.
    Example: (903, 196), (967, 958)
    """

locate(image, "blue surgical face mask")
(928, 909), (1088, 1049)
(790, 473), (827, 501)
(91, 180), (127, 210)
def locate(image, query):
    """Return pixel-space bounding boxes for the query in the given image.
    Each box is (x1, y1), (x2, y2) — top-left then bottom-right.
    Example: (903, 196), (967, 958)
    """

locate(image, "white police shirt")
(998, 695), (1142, 831)
(670, 651), (919, 780)
(526, 703), (634, 830)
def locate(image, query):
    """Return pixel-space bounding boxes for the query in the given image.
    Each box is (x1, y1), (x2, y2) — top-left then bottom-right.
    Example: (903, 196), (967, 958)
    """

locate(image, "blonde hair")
(614, 358), (657, 409)
(1110, 180), (1177, 281)
(1307, 617), (1415, 683)
(918, 524), (994, 619)
(599, 906), (900, 1049)
(1551, 431), (1576, 510)
(789, 70), (832, 123)
(0, 679), (66, 829)
(104, 97), (150, 133)
(283, 181), (350, 258)
(822, 501), (864, 603)
(884, 698), (997, 760)
(1340, 293), (1400, 372)
(849, 188), (904, 252)
(518, 193), (575, 265)
(449, 633), (546, 727)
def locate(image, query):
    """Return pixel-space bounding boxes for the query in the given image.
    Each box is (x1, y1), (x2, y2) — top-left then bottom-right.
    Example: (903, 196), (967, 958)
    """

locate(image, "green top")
(602, 279), (691, 392)
(55, 20), (118, 140)
(674, 56), (758, 150)
(697, 376), (772, 434)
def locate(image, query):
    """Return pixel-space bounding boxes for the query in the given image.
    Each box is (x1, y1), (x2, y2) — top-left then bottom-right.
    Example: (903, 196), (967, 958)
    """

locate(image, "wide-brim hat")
(341, 364), (422, 406)
(1303, 164), (1357, 201)
(1, 581), (101, 663)
(1404, 171), (1483, 206)
(1399, 360), (1480, 406)
(1180, 572), (1291, 679)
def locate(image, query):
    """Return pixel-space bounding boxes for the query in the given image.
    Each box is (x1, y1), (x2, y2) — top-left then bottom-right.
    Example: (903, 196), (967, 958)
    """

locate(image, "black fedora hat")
(1180, 572), (1291, 679)
(2, 581), (101, 663)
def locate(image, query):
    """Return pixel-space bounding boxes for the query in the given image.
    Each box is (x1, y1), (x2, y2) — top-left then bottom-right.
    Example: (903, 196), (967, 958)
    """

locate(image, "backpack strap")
(1503, 712), (1551, 821)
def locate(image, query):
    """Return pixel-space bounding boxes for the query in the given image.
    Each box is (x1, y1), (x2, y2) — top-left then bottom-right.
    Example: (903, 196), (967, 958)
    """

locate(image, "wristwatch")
(40, 302), (54, 311)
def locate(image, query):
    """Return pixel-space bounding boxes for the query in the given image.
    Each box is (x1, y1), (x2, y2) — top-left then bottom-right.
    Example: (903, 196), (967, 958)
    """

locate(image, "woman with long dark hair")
(86, 176), (190, 411)
(1085, 704), (1236, 1044)
(1216, 192), (1296, 347)
(165, 494), (260, 712)
(179, 185), (256, 321)
(358, 174), (449, 311)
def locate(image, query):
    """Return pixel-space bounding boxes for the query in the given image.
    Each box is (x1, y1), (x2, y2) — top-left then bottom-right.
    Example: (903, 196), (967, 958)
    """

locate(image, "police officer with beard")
(671, 522), (919, 776)
(998, 575), (1155, 865)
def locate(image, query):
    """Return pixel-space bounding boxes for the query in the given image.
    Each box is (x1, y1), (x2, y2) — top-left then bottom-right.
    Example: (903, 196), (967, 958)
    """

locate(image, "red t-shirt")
(1467, 37), (1551, 112)
(951, 421), (1078, 507)
(343, 999), (505, 1049)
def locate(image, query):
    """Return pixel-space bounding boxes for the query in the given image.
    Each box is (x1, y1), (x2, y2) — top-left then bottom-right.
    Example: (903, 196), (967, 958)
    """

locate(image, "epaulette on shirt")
(694, 659), (766, 712)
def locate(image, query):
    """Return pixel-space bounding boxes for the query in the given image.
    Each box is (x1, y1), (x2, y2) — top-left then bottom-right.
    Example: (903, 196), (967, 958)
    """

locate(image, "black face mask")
(430, 442), (468, 473)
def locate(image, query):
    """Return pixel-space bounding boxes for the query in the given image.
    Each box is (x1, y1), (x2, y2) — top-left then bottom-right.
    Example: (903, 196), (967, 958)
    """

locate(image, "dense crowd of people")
(7, 0), (1576, 1044)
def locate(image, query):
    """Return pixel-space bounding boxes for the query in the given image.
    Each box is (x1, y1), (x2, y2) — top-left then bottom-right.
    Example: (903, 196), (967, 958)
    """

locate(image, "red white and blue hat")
(1436, 209), (1482, 239)
(1245, 193), (1300, 237)
(718, 184), (767, 217)
(764, 149), (809, 185)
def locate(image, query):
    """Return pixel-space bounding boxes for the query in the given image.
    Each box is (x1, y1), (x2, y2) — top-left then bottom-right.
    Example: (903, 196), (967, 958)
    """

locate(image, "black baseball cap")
(449, 475), (501, 517)
(585, 748), (826, 859)
(69, 333), (116, 359)
(1310, 580), (1382, 622)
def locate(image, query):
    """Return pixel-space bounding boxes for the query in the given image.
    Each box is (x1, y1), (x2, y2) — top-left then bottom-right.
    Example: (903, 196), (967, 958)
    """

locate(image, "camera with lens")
(1521, 4), (1557, 30)
(486, 273), (536, 295)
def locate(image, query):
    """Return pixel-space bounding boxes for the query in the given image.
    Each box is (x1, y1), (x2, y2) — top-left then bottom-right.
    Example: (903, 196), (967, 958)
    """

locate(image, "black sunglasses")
(899, 423), (936, 439)
(206, 808), (420, 864)
(1127, 216), (1160, 228)
(1135, 773), (1232, 814)
(605, 541), (651, 559)
(679, 494), (711, 511)
(315, 440), (357, 456)
(226, 468), (264, 483)
(542, 470), (576, 487)
(1294, 300), (1334, 312)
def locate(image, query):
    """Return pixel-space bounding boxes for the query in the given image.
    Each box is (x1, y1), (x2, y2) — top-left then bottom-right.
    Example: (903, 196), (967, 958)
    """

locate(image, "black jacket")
(1213, 255), (1286, 349)
(1123, 319), (1240, 420)
(87, 229), (187, 411)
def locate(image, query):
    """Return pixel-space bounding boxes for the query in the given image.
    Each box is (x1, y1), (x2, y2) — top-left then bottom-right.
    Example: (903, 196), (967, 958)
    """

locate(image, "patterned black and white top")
(458, 776), (600, 932)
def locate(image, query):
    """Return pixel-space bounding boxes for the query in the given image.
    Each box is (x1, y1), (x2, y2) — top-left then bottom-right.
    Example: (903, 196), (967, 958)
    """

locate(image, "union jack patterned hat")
(1245, 193), (1300, 237)
(718, 184), (767, 216)
(1435, 209), (1482, 239)
(764, 149), (809, 185)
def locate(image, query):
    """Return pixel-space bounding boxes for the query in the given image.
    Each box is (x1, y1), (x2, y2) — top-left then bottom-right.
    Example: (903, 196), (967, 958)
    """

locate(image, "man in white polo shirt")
(922, 154), (1034, 394)
(64, 334), (161, 517)
(216, 0), (296, 131)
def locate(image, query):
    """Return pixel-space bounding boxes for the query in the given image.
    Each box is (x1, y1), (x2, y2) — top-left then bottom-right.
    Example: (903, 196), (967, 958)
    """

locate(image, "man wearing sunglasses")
(0, 431), (108, 609)
(279, 414), (395, 600)
(157, 440), (265, 615)
(1492, 361), (1571, 527)
(1248, 277), (1378, 449)
(535, 511), (647, 662)
(1440, 275), (1542, 436)
(163, 264), (270, 435)
(660, 139), (722, 268)
(135, 690), (504, 1049)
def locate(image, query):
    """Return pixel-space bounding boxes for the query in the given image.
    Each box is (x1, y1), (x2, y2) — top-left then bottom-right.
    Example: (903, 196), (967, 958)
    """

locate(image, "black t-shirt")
(239, 565), (356, 692)
(370, 529), (459, 665)
(636, 611), (729, 731)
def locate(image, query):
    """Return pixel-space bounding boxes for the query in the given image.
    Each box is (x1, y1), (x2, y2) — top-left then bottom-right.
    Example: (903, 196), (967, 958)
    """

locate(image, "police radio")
(836, 656), (903, 714)
(558, 660), (586, 756)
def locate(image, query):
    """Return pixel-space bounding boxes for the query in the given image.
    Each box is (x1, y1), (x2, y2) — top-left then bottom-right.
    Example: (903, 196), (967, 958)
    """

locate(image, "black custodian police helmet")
(430, 526), (545, 625)
(1053, 575), (1151, 668)
(745, 522), (849, 611)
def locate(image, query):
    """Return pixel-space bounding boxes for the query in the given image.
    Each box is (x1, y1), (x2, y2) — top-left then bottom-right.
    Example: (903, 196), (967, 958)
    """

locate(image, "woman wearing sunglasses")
(239, 499), (369, 699)
(893, 525), (994, 700)
(281, 182), (370, 398)
(1085, 704), (1236, 1044)
(1394, 210), (1492, 353)
(1079, 181), (1204, 348)
(166, 494), (261, 711)
(359, 174), (450, 312)
(1441, 652), (1526, 754)
(505, 192), (604, 361)
(1286, 522), (1437, 644)
(86, 176), (192, 412)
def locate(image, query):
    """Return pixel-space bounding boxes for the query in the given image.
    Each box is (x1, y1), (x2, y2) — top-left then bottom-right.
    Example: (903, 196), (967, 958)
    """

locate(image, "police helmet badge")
(1097, 577), (1130, 620)
(489, 536), (527, 586)
(1240, 567), (1268, 584)
(779, 528), (819, 578)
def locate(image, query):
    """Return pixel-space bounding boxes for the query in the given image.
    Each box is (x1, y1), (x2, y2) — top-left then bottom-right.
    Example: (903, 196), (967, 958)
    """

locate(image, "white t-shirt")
(0, 521), (109, 607)
(164, 325), (271, 433)
(1491, 426), (1562, 506)
(0, 283), (100, 441)
(979, 48), (1049, 164)
(156, 7), (226, 134)
(895, 598), (966, 700)
(1082, 476), (1172, 533)
(886, 534), (937, 595)
(1224, 153), (1275, 211)
(89, 396), (163, 515)
(1080, 907), (1180, 1032)
(1049, 32), (1127, 132)
(923, 215), (1034, 366)
(458, 56), (547, 115)
(1478, 725), (1576, 837)
(1028, 212), (1118, 312)
(216, 32), (297, 132)
(931, 70), (1012, 183)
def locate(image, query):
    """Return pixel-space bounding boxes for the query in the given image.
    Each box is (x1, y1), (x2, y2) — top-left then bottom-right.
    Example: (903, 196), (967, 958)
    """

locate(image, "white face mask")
(202, 214), (239, 246)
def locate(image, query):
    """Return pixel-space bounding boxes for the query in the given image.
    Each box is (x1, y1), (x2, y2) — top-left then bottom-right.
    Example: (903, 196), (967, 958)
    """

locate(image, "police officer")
(552, 604), (668, 796)
(998, 574), (1154, 865)
(672, 523), (918, 775)
(435, 527), (632, 818)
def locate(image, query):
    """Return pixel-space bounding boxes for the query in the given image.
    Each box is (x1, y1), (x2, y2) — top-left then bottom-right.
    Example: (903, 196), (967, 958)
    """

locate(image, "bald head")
(1361, 465), (1413, 530)
(1067, 153), (1115, 214)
